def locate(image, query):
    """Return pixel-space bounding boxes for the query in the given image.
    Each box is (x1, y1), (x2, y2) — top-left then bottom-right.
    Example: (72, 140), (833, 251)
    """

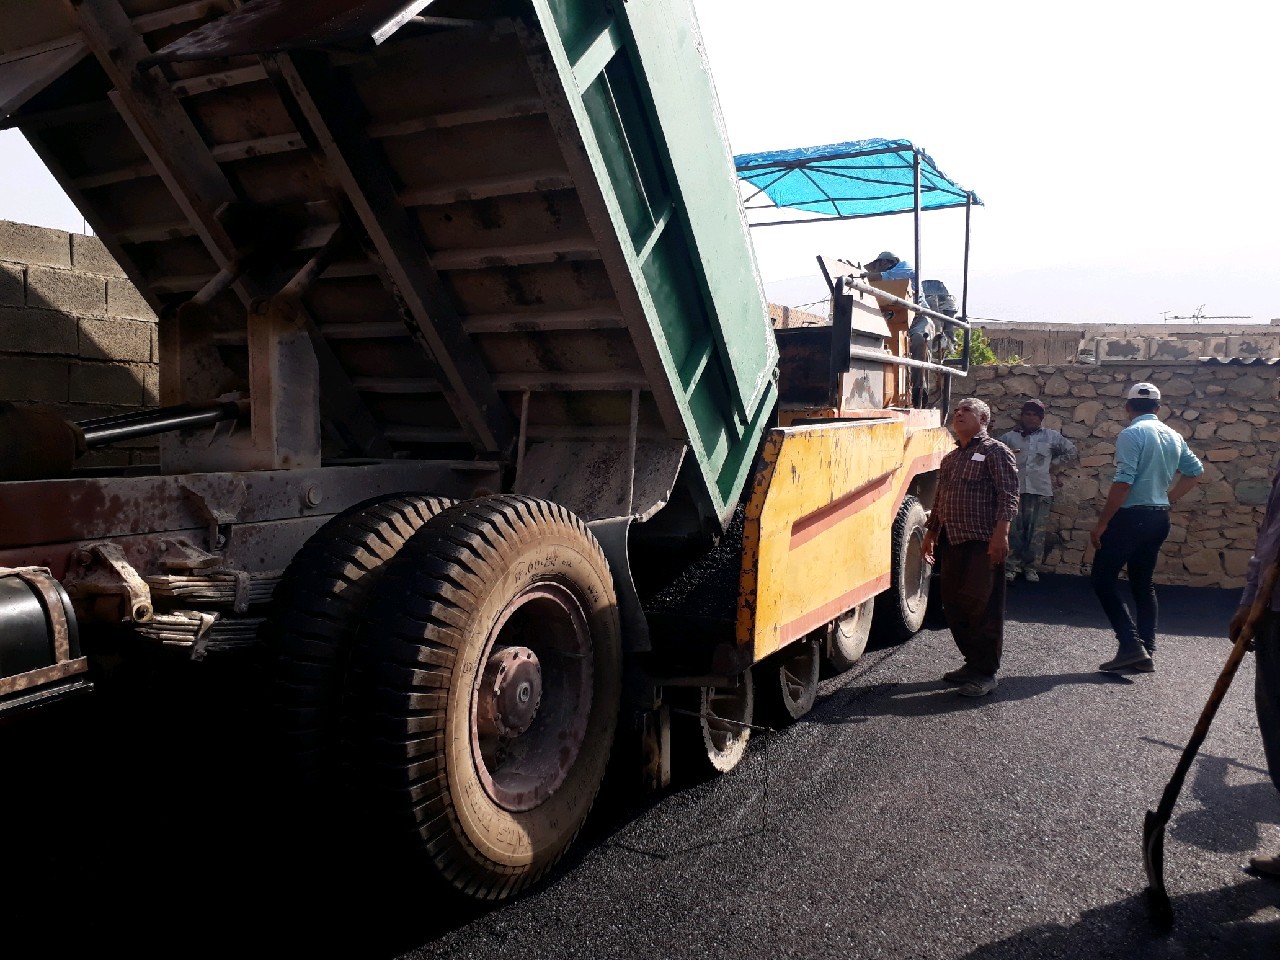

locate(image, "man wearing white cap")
(1090, 382), (1204, 673)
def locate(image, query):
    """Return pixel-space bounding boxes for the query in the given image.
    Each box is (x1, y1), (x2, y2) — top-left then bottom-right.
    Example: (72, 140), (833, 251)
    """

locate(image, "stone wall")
(959, 361), (1278, 590)
(0, 220), (158, 467)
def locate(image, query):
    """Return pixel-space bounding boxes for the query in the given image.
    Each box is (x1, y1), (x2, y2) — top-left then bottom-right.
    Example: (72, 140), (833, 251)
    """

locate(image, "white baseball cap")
(1126, 382), (1161, 401)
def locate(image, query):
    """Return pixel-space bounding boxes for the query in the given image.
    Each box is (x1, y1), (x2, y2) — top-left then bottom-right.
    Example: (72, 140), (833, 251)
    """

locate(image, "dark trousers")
(1090, 507), (1170, 654)
(1259, 613), (1280, 794)
(938, 534), (1006, 677)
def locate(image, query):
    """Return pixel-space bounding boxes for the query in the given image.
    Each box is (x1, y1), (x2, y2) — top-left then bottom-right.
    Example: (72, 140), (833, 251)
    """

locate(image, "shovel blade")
(1142, 809), (1174, 928)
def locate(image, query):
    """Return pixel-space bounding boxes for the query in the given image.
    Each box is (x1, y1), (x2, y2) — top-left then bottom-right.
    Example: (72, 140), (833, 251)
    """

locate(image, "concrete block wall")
(958, 362), (1277, 590)
(0, 220), (158, 467)
(982, 322), (1280, 366)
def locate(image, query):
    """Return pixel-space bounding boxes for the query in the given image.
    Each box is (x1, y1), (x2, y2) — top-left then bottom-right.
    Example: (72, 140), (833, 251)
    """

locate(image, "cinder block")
(0, 355), (70, 402)
(142, 364), (159, 405)
(68, 361), (146, 405)
(106, 279), (156, 320)
(0, 221), (71, 269)
(1149, 339), (1202, 361)
(1201, 337), (1228, 358)
(1226, 335), (1279, 358)
(70, 233), (127, 276)
(79, 316), (152, 362)
(0, 307), (78, 355)
(27, 265), (105, 316)
(0, 262), (23, 307)
(1095, 337), (1151, 361)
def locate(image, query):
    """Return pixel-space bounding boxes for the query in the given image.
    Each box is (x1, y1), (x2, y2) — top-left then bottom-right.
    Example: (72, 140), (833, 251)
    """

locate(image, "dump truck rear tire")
(758, 635), (820, 724)
(359, 496), (621, 900)
(875, 495), (931, 641)
(261, 494), (454, 792)
(825, 598), (875, 672)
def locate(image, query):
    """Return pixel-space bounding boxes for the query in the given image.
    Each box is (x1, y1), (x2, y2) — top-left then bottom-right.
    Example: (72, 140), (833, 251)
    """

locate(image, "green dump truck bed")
(0, 0), (777, 532)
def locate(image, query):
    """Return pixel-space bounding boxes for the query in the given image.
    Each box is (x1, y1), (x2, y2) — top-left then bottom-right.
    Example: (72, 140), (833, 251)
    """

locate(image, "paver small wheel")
(673, 669), (754, 779)
(758, 636), (820, 725)
(825, 598), (875, 672)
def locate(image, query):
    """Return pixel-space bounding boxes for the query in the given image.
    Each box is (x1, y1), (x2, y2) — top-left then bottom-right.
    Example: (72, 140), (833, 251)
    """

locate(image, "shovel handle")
(1152, 560), (1280, 821)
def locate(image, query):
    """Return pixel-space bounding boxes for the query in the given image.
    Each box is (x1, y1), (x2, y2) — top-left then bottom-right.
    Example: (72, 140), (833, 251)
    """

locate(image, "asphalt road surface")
(4, 575), (1277, 959)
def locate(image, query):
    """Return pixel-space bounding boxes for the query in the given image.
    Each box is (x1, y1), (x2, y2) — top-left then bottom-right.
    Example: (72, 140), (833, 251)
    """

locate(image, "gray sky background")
(2, 0), (1275, 324)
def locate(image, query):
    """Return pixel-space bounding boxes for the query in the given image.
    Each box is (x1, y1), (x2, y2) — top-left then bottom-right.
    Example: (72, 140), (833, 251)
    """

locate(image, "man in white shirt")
(999, 399), (1077, 583)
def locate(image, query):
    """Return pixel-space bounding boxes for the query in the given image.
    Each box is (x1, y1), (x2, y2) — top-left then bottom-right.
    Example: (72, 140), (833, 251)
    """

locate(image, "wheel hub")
(469, 581), (595, 812)
(476, 646), (543, 738)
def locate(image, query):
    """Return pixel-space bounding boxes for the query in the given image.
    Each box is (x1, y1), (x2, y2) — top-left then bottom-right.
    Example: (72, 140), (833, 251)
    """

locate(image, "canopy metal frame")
(734, 139), (980, 396)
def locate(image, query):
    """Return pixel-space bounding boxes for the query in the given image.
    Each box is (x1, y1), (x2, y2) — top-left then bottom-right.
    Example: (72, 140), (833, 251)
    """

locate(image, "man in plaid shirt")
(922, 398), (1020, 697)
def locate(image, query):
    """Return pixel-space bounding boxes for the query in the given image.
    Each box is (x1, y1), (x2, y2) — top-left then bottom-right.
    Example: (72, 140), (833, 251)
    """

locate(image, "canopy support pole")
(962, 192), (973, 371)
(912, 150), (922, 301)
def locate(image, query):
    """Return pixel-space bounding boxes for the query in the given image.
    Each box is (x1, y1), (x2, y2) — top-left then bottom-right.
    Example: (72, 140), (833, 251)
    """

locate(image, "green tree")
(946, 327), (1021, 366)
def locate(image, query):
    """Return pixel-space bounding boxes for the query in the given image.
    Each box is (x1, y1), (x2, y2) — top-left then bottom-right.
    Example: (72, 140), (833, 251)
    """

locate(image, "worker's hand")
(922, 530), (936, 565)
(1090, 521), (1107, 550)
(1228, 604), (1255, 651)
(987, 532), (1009, 566)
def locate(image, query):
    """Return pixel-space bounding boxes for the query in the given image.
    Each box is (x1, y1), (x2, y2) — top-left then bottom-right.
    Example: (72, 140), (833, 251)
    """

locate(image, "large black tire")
(261, 494), (454, 793)
(757, 636), (820, 726)
(357, 496), (622, 900)
(874, 495), (932, 642)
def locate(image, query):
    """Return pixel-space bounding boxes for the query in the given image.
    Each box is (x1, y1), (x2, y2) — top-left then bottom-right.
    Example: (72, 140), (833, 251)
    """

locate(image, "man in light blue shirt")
(865, 251), (915, 282)
(1089, 382), (1203, 673)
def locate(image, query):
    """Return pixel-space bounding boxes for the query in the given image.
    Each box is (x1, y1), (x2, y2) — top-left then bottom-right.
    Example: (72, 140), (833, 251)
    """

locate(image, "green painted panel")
(543, 0), (612, 59)
(617, 0), (778, 417)
(530, 0), (778, 524)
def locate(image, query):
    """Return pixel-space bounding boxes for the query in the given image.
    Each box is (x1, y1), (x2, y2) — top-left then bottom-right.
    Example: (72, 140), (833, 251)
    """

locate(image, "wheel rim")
(700, 673), (752, 769)
(903, 524), (930, 615)
(778, 639), (819, 714)
(469, 581), (594, 813)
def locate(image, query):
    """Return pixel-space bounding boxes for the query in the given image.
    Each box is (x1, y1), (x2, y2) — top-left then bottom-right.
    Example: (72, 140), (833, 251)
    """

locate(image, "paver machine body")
(0, 0), (953, 898)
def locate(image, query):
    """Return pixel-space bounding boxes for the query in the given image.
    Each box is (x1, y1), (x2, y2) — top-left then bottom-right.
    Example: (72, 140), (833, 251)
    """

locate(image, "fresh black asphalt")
(3, 576), (1276, 958)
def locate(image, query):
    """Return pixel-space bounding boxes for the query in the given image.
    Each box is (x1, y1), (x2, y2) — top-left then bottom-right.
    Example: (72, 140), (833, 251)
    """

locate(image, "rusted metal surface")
(63, 543), (155, 623)
(0, 460), (495, 553)
(0, 659), (90, 699)
(144, 0), (436, 62)
(3, 0), (775, 549)
(0, 566), (88, 697)
(269, 50), (516, 456)
(516, 440), (685, 523)
(0, 566), (78, 663)
(476, 645), (543, 739)
(469, 581), (594, 813)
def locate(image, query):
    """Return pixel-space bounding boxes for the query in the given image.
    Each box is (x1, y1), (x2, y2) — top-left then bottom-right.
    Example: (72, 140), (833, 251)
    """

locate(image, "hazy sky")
(695, 0), (1279, 323)
(2, 0), (1276, 324)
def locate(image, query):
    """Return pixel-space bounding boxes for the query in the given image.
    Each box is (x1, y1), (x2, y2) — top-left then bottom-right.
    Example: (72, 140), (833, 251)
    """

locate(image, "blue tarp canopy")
(733, 138), (980, 224)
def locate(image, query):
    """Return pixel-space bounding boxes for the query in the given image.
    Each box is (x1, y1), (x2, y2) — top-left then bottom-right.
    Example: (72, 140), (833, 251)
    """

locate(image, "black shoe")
(1100, 649), (1155, 673)
(942, 666), (977, 684)
(958, 675), (999, 697)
